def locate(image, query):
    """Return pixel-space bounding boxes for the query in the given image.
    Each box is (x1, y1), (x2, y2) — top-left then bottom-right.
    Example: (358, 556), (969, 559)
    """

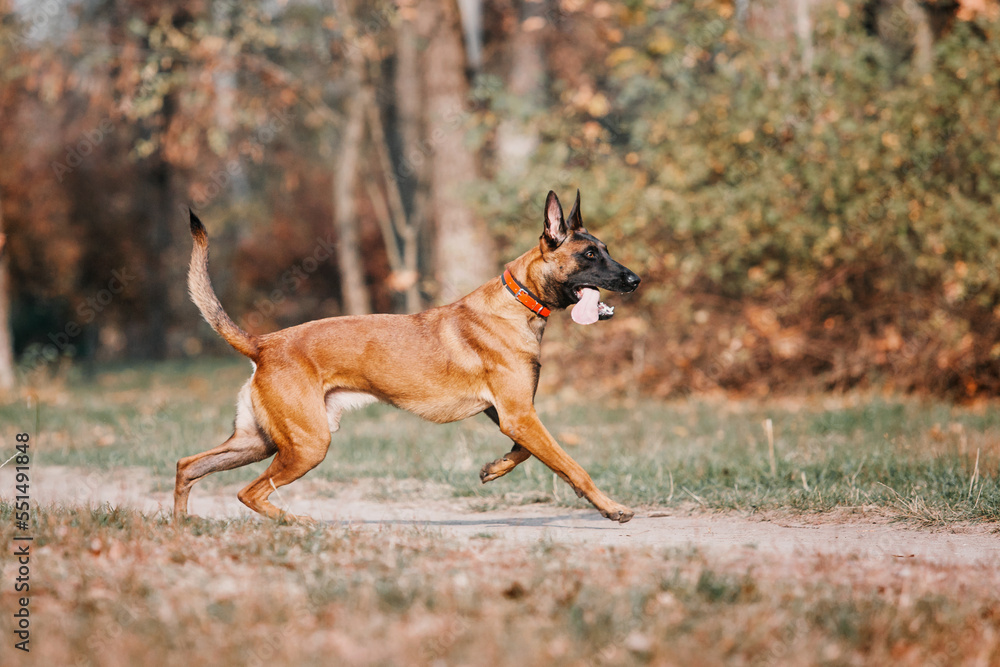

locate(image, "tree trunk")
(139, 153), (173, 359)
(795, 0), (814, 75)
(497, 0), (546, 176)
(0, 192), (15, 391)
(903, 0), (934, 76)
(364, 97), (423, 314)
(333, 81), (372, 316)
(456, 0), (484, 70)
(332, 0), (373, 316)
(395, 0), (428, 312)
(132, 8), (183, 359)
(418, 0), (496, 301)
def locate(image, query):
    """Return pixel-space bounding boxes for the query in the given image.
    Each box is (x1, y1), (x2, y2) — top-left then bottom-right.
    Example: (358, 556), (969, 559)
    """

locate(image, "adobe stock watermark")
(182, 108), (295, 213)
(17, 267), (137, 374)
(49, 65), (165, 183)
(47, 65), (164, 183)
(389, 78), (504, 186)
(237, 232), (338, 332)
(66, 604), (144, 667)
(4, 0), (64, 48)
(50, 117), (116, 183)
(335, 3), (398, 58)
(419, 616), (471, 665)
(242, 602), (318, 667)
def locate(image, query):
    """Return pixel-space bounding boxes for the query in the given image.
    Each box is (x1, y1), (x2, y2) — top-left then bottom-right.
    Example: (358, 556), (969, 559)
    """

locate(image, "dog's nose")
(624, 272), (640, 291)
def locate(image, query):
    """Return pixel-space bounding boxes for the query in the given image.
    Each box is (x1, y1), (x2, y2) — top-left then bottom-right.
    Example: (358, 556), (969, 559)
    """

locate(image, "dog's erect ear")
(567, 189), (583, 232)
(542, 190), (568, 248)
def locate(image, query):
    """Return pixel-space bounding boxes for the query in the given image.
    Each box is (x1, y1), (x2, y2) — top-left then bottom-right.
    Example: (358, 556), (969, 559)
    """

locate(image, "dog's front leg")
(480, 443), (532, 483)
(479, 407), (532, 483)
(491, 398), (633, 523)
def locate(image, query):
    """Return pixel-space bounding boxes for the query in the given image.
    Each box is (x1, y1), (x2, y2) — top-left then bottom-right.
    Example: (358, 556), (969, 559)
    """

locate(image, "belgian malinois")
(174, 190), (640, 523)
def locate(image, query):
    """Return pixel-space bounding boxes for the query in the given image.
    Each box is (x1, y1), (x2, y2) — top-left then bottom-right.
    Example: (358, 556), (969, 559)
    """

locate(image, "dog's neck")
(459, 248), (549, 343)
(504, 246), (559, 312)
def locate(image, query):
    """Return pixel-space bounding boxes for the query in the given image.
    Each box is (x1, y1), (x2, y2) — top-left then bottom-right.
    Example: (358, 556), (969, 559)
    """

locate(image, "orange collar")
(502, 269), (551, 318)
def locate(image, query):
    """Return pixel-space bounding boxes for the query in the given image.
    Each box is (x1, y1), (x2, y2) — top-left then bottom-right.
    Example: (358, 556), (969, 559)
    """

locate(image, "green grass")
(2, 365), (999, 665)
(2, 359), (998, 523)
(0, 502), (997, 666)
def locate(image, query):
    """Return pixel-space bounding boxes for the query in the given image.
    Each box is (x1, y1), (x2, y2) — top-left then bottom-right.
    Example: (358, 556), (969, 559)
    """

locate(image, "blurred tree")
(457, 0), (484, 69)
(334, 0), (424, 315)
(417, 0), (496, 301)
(475, 0), (1000, 398)
(6, 0), (996, 398)
(496, 0), (547, 175)
(333, 0), (373, 316)
(394, 0), (430, 312)
(120, 3), (188, 358)
(363, 88), (423, 314)
(0, 195), (13, 390)
(795, 0), (814, 73)
(866, 0), (937, 77)
(0, 0), (14, 389)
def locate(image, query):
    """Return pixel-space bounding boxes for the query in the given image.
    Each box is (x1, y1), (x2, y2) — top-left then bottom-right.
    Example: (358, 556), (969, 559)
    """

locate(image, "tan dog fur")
(174, 191), (639, 524)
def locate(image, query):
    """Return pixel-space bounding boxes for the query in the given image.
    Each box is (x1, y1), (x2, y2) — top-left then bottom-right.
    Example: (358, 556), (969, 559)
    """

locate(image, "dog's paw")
(601, 505), (634, 524)
(277, 512), (319, 527)
(480, 458), (511, 484)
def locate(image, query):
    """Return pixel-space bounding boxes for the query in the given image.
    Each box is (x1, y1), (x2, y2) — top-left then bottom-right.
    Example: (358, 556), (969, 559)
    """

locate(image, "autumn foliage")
(477, 1), (1000, 399)
(3, 0), (1000, 398)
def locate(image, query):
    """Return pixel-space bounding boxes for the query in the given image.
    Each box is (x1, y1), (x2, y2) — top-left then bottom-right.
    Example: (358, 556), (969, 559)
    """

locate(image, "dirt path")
(9, 465), (1000, 566)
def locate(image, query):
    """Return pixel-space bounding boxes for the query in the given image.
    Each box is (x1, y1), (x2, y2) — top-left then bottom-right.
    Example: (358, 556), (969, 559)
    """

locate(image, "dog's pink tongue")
(572, 288), (601, 325)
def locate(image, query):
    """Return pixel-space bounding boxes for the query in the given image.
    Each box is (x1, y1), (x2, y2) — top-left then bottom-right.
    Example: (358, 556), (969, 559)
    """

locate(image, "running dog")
(174, 190), (640, 523)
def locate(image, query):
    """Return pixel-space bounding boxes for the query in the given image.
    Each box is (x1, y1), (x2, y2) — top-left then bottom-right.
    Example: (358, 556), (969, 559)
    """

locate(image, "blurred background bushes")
(476, 0), (1000, 399)
(2, 0), (999, 399)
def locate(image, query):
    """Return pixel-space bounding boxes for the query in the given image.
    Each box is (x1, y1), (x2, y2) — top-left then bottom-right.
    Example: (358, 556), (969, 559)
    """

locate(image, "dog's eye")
(585, 249), (597, 259)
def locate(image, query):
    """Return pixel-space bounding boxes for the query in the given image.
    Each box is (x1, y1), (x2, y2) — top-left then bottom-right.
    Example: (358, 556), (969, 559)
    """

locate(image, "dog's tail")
(187, 211), (260, 360)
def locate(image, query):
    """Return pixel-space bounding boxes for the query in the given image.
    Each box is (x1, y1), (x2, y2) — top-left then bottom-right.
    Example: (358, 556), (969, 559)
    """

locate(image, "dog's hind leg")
(174, 428), (275, 520)
(174, 379), (276, 520)
(235, 379), (333, 523)
(479, 407), (533, 483)
(236, 435), (330, 523)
